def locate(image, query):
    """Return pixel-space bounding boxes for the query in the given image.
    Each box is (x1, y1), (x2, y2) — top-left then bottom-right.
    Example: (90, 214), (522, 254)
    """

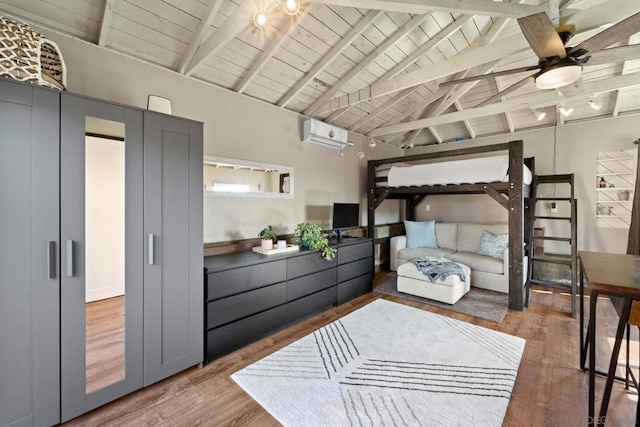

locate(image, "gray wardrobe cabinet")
(1, 79), (61, 427)
(0, 80), (203, 426)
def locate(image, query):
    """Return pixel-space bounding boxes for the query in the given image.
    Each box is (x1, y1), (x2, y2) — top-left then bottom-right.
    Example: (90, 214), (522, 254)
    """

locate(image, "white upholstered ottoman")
(397, 257), (471, 304)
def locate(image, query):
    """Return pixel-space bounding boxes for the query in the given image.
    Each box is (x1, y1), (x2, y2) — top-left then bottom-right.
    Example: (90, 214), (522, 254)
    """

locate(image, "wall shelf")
(596, 148), (636, 228)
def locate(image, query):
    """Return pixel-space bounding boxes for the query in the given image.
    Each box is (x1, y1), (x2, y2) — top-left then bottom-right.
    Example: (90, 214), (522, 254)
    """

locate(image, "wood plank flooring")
(85, 296), (125, 394)
(65, 274), (637, 426)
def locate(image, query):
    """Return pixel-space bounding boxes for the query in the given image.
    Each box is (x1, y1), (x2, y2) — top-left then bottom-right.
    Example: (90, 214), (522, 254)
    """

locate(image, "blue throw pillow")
(477, 230), (509, 259)
(404, 220), (437, 248)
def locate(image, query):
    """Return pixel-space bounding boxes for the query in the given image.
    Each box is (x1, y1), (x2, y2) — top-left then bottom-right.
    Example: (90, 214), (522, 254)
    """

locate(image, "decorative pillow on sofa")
(404, 220), (437, 248)
(477, 230), (508, 259)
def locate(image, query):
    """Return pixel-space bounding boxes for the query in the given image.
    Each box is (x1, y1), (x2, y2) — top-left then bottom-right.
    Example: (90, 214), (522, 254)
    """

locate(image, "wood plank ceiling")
(2, 0), (639, 148)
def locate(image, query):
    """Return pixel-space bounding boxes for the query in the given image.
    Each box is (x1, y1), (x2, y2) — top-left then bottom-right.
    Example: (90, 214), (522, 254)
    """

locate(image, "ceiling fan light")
(535, 58), (582, 90)
(532, 109), (546, 121)
(589, 98), (603, 110)
(283, 0), (300, 15)
(559, 105), (574, 117)
(253, 11), (268, 28)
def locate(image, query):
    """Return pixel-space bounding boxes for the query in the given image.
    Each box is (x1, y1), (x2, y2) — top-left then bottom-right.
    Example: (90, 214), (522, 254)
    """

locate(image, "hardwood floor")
(65, 274), (637, 426)
(85, 296), (125, 394)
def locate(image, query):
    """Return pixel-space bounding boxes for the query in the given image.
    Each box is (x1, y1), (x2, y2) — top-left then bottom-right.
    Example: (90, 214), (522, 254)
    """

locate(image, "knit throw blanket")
(410, 258), (466, 283)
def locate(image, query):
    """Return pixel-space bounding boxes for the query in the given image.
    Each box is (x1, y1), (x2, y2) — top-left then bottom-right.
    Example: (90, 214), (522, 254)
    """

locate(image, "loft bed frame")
(366, 140), (534, 311)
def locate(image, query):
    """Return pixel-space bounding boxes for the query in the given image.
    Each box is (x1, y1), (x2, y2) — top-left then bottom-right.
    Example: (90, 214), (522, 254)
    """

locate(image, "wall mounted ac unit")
(302, 119), (348, 151)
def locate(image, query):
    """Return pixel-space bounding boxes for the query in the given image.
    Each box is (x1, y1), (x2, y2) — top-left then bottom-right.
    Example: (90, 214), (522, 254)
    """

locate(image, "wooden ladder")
(525, 174), (578, 317)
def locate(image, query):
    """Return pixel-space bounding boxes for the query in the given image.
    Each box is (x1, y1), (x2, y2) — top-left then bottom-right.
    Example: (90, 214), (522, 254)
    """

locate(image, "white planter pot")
(261, 239), (274, 250)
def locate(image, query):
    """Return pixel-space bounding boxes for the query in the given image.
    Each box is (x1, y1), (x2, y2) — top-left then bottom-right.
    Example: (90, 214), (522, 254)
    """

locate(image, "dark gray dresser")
(203, 238), (373, 362)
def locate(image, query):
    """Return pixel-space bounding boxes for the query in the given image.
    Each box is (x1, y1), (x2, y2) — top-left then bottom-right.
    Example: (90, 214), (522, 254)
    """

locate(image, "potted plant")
(618, 190), (631, 201)
(293, 222), (336, 260)
(258, 225), (278, 250)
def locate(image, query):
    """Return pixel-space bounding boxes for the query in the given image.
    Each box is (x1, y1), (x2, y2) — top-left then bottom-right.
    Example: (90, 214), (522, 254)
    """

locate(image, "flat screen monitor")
(332, 203), (359, 237)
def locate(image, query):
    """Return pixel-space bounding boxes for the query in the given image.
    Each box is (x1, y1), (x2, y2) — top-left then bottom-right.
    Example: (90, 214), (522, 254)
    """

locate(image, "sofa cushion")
(445, 251), (504, 275)
(434, 222), (457, 250)
(477, 230), (509, 259)
(398, 247), (455, 263)
(456, 223), (509, 253)
(404, 220), (437, 248)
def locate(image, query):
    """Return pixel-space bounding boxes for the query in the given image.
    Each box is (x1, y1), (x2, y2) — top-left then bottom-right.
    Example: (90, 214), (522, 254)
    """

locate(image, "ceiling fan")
(440, 11), (640, 91)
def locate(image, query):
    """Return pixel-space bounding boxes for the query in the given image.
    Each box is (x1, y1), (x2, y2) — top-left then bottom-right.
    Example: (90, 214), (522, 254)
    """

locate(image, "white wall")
(85, 136), (125, 302)
(39, 29), (403, 243)
(410, 116), (639, 254)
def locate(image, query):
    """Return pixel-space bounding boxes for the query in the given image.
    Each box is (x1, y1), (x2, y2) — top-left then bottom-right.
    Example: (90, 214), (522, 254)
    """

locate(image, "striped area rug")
(231, 299), (525, 426)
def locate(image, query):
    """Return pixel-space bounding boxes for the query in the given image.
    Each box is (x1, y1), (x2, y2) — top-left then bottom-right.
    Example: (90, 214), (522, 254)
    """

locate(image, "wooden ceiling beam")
(427, 127), (442, 144)
(314, 33), (528, 115)
(303, 0), (544, 18)
(548, 0), (560, 26)
(345, 15), (472, 131)
(494, 77), (515, 133)
(276, 9), (384, 108)
(177, 0), (224, 75)
(612, 37), (634, 117)
(454, 101), (475, 139)
(97, 0), (118, 47)
(373, 11), (514, 138)
(236, 6), (310, 94)
(378, 15), (474, 82)
(348, 88), (415, 131)
(184, 2), (278, 77)
(419, 11), (514, 117)
(369, 72), (640, 136)
(561, 0), (640, 33)
(304, 12), (431, 115)
(314, 2), (640, 115)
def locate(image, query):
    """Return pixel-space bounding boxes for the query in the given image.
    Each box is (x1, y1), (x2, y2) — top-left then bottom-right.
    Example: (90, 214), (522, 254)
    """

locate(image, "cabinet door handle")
(148, 234), (155, 265)
(47, 241), (56, 279)
(66, 240), (74, 277)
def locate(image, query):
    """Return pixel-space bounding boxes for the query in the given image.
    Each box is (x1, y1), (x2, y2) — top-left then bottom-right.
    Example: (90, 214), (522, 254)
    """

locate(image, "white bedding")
(382, 155), (532, 187)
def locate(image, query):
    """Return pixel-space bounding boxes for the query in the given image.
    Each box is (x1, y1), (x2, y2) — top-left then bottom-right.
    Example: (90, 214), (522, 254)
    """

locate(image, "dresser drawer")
(206, 305), (287, 361)
(207, 259), (286, 300)
(337, 273), (372, 305)
(207, 282), (286, 329)
(287, 268), (337, 301)
(338, 240), (373, 264)
(337, 257), (372, 283)
(287, 251), (336, 280)
(287, 287), (337, 324)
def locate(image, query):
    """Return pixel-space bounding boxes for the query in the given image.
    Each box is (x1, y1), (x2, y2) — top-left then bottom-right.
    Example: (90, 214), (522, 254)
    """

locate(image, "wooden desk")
(579, 251), (640, 426)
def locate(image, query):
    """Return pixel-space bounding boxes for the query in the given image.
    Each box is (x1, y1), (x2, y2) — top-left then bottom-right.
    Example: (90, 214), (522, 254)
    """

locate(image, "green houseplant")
(258, 225), (278, 249)
(618, 190), (631, 201)
(293, 222), (336, 260)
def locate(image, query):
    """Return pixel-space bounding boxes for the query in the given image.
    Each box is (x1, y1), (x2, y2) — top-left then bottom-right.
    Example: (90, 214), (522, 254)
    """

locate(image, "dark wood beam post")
(508, 140), (524, 311)
(367, 159), (376, 239)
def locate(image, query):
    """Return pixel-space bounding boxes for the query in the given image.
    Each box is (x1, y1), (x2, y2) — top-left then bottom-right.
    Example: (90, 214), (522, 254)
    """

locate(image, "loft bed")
(366, 140), (534, 311)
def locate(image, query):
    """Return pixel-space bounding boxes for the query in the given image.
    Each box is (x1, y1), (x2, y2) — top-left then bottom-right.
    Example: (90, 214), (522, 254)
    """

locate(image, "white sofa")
(391, 222), (526, 294)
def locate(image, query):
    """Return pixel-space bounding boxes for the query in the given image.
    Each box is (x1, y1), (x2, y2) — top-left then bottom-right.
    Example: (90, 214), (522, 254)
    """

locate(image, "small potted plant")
(293, 222), (336, 260)
(258, 225), (278, 250)
(618, 190), (631, 201)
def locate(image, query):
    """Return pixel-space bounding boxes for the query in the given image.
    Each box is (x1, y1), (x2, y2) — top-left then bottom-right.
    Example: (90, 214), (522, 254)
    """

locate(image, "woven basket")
(0, 15), (66, 90)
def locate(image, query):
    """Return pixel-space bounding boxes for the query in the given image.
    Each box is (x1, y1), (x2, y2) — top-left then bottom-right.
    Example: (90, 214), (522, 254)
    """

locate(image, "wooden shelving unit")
(596, 149), (637, 228)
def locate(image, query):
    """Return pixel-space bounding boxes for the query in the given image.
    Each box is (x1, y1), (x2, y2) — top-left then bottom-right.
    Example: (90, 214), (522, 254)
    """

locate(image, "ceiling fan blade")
(439, 65), (539, 88)
(581, 44), (640, 66)
(518, 12), (567, 59)
(567, 11), (640, 57)
(475, 75), (534, 108)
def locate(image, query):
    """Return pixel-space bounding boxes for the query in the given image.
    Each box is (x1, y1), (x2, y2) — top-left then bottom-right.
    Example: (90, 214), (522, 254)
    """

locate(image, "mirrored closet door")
(60, 96), (144, 422)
